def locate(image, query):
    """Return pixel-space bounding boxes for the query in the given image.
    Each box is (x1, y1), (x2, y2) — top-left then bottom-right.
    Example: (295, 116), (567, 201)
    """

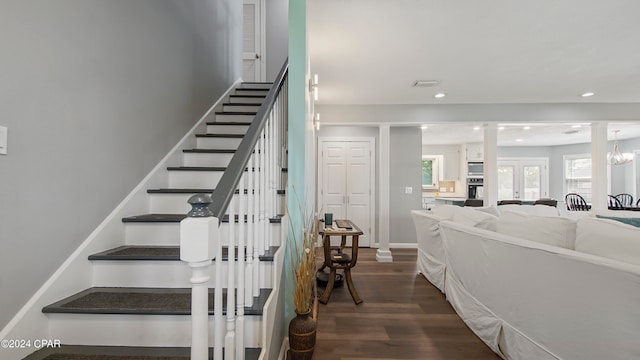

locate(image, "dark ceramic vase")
(288, 309), (317, 360)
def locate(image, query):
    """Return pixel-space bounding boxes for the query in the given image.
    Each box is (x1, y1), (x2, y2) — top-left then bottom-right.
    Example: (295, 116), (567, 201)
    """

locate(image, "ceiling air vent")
(413, 80), (440, 87)
(564, 130), (579, 134)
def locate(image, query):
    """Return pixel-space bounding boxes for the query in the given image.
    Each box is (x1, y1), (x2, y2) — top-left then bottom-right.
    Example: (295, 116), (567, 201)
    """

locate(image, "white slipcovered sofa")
(412, 205), (640, 360)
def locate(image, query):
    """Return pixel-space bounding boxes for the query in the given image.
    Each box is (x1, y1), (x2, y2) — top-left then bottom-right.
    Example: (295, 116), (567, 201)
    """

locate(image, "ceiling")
(307, 0), (640, 145)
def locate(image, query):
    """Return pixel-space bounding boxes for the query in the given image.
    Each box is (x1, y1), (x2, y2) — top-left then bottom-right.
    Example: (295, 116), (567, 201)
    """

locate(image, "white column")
(591, 122), (609, 210)
(376, 124), (393, 262)
(483, 123), (498, 206)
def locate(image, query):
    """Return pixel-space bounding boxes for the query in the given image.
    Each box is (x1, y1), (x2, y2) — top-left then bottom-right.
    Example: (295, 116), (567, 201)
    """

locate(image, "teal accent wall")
(286, 0), (308, 326)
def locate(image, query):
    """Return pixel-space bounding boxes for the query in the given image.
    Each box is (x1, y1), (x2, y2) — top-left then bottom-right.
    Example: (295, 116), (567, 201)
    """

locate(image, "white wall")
(0, 0), (242, 330)
(265, 0), (289, 81)
(390, 127), (422, 245)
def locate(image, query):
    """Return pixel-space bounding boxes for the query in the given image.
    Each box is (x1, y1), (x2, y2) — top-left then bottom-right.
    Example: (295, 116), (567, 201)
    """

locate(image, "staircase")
(19, 71), (289, 360)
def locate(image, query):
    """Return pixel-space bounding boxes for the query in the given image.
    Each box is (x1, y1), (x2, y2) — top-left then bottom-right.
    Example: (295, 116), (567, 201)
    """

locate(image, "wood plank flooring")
(313, 248), (500, 360)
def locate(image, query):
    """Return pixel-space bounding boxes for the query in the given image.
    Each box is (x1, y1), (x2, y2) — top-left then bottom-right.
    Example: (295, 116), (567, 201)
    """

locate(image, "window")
(564, 155), (591, 202)
(422, 156), (440, 188)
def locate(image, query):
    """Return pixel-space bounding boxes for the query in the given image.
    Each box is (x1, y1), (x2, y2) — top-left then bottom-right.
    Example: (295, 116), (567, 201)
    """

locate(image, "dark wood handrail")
(209, 59), (289, 220)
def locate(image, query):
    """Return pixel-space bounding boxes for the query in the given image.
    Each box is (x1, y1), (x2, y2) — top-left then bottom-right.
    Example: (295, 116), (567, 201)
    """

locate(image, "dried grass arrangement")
(288, 188), (320, 317)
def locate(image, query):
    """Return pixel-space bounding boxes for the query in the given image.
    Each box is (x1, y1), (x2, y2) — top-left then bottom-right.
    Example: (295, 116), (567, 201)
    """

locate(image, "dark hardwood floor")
(313, 248), (500, 360)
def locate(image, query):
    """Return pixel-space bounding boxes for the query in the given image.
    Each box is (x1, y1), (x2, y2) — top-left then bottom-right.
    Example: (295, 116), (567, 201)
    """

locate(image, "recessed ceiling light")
(413, 80), (440, 87)
(421, 125), (428, 130)
(498, 126), (505, 131)
(434, 93), (446, 98)
(581, 92), (595, 97)
(516, 138), (524, 142)
(571, 124), (582, 128)
(523, 126), (531, 130)
(473, 126), (480, 131)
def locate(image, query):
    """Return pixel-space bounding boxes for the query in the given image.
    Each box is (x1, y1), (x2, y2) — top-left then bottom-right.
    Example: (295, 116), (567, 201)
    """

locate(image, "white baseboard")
(389, 243), (418, 249)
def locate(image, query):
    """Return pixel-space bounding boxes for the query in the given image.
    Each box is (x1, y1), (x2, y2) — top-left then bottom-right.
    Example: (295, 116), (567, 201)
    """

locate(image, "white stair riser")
(223, 104), (261, 112)
(92, 261), (273, 288)
(229, 96), (265, 104)
(196, 137), (242, 149)
(239, 83), (271, 89)
(124, 222), (281, 247)
(234, 90), (269, 96)
(48, 314), (261, 347)
(182, 152), (234, 167)
(149, 193), (251, 213)
(206, 124), (250, 134)
(215, 113), (255, 123)
(168, 170), (223, 188)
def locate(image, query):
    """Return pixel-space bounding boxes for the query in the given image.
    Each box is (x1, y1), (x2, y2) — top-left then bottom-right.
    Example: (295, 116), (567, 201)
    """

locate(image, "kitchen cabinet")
(466, 142), (484, 162)
(442, 147), (460, 180)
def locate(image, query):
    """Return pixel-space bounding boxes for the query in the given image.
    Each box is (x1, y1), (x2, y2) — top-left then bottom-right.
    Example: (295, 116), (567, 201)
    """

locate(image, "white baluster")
(236, 177), (246, 360)
(214, 220), (224, 360)
(225, 196), (236, 360)
(253, 142), (261, 299)
(246, 153), (255, 307)
(259, 128), (267, 257)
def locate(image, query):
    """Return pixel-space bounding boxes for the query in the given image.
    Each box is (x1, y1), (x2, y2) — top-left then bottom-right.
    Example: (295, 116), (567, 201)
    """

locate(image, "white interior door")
(319, 139), (375, 247)
(498, 158), (549, 200)
(242, 0), (264, 82)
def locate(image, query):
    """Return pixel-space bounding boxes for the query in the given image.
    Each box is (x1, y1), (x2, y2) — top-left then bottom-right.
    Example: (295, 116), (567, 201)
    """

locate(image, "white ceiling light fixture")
(523, 126), (531, 130)
(609, 130), (633, 165)
(498, 126), (505, 131)
(473, 126), (480, 131)
(421, 125), (428, 130)
(413, 80), (440, 87)
(516, 138), (524, 142)
(581, 92), (595, 97)
(433, 92), (446, 99)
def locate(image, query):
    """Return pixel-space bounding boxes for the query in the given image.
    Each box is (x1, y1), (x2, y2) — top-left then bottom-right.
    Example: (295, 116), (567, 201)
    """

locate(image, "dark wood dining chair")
(608, 195), (624, 209)
(615, 193), (634, 207)
(462, 199), (483, 207)
(497, 200), (522, 205)
(565, 193), (590, 211)
(534, 198), (558, 207)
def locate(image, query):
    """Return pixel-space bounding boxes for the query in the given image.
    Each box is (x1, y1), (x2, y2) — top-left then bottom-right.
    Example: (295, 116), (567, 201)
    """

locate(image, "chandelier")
(608, 130), (633, 165)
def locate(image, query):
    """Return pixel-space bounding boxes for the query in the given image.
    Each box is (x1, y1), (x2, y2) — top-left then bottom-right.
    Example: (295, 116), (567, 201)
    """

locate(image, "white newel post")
(180, 194), (218, 360)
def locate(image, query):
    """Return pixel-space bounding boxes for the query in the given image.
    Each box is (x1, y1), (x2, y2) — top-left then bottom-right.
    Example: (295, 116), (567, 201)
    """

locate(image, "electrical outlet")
(405, 187), (413, 194)
(0, 126), (7, 155)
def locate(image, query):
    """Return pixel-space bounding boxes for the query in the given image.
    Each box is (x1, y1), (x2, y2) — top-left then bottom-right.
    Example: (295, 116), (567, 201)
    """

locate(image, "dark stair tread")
(146, 188), (252, 195)
(223, 102), (262, 106)
(205, 121), (253, 126)
(241, 81), (273, 85)
(89, 245), (279, 262)
(123, 213), (274, 223)
(214, 111), (258, 115)
(42, 287), (271, 316)
(195, 133), (245, 138)
(23, 345), (260, 360)
(122, 214), (186, 223)
(147, 188), (215, 194)
(166, 166), (226, 171)
(182, 148), (236, 153)
(230, 94), (267, 98)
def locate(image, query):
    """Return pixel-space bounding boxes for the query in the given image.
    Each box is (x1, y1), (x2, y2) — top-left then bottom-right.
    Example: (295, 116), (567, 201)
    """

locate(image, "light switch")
(405, 186), (413, 194)
(0, 126), (7, 155)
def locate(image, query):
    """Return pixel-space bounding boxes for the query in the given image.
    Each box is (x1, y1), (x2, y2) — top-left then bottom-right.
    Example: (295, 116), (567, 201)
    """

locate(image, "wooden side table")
(318, 220), (364, 305)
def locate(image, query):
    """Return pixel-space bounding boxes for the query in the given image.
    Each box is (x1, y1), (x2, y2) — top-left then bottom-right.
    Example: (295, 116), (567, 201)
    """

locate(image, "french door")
(318, 138), (375, 247)
(498, 158), (549, 201)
